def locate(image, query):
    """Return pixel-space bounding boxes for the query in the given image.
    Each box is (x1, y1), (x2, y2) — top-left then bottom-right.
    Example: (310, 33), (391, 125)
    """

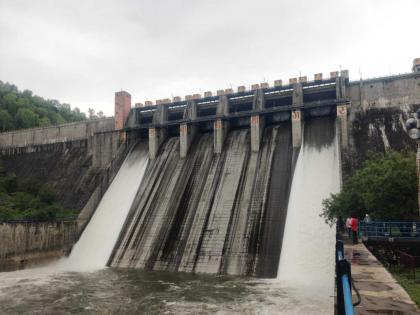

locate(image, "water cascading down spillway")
(109, 126), (297, 277)
(277, 117), (340, 311)
(62, 143), (149, 270)
(65, 116), (339, 284)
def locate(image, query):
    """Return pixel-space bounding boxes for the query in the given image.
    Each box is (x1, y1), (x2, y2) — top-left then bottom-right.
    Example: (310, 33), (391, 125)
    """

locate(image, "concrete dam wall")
(0, 140), (98, 211)
(0, 221), (78, 270)
(0, 118), (114, 148)
(109, 125), (297, 277)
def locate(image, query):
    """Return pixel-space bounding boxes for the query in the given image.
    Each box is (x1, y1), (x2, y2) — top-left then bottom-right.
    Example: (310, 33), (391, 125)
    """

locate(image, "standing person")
(345, 217), (352, 238)
(363, 214), (371, 239)
(351, 215), (359, 244)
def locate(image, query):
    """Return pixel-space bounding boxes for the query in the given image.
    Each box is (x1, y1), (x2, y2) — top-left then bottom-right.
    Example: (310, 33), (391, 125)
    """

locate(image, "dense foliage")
(0, 80), (87, 131)
(322, 150), (418, 222)
(0, 165), (77, 221)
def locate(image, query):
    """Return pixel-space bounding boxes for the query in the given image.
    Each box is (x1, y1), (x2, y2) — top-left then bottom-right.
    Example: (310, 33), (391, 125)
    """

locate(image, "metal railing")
(359, 221), (420, 240)
(336, 234), (357, 315)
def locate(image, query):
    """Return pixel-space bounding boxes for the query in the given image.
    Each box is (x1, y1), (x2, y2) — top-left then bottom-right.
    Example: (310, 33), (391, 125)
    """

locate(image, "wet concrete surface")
(344, 241), (419, 315)
(110, 127), (295, 277)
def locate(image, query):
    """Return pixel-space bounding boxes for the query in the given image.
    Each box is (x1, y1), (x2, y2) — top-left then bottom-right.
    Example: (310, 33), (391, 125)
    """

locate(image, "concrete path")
(344, 242), (419, 315)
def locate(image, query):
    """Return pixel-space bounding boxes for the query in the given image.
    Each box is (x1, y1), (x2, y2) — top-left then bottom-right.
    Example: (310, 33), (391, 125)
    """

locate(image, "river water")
(0, 267), (333, 314)
(0, 118), (339, 314)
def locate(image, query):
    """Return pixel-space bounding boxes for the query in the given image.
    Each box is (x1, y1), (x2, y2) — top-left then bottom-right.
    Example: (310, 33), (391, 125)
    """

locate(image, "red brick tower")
(114, 91), (131, 130)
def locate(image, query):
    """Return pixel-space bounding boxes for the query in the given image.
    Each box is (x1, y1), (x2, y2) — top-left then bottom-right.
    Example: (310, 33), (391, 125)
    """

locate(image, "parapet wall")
(0, 117), (115, 148)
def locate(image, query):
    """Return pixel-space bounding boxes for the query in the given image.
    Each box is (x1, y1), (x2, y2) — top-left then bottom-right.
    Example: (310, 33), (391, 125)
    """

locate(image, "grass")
(391, 267), (420, 306)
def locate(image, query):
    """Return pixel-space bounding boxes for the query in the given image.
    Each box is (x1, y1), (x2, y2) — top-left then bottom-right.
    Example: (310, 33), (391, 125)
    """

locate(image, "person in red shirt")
(351, 215), (359, 244)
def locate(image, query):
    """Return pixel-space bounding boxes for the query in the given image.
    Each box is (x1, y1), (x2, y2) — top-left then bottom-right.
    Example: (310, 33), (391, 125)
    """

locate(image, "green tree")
(0, 81), (89, 132)
(15, 108), (39, 128)
(0, 109), (13, 131)
(322, 150), (418, 222)
(88, 108), (97, 119)
(39, 117), (51, 127)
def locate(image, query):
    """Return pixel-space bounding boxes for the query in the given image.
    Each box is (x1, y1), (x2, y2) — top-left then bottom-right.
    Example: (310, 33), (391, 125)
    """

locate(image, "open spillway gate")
(107, 73), (349, 277)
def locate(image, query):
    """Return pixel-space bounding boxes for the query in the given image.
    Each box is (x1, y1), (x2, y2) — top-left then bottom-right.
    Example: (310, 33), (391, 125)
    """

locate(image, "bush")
(19, 178), (42, 195)
(0, 174), (74, 221)
(0, 173), (17, 193)
(322, 150), (418, 222)
(39, 185), (56, 204)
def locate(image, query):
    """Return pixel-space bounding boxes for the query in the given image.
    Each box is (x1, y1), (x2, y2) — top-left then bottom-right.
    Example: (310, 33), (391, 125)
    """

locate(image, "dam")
(1, 59), (420, 313)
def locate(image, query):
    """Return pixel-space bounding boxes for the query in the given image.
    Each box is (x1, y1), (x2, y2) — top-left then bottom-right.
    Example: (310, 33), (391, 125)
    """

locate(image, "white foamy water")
(277, 121), (340, 313)
(58, 143), (148, 271)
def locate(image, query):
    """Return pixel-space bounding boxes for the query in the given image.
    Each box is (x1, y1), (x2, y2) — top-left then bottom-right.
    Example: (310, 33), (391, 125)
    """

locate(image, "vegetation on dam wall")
(0, 162), (77, 221)
(0, 140), (101, 214)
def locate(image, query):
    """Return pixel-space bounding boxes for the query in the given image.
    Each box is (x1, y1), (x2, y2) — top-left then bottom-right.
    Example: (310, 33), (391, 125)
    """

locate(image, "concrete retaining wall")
(77, 139), (130, 235)
(0, 118), (114, 148)
(348, 73), (420, 111)
(92, 131), (122, 168)
(0, 221), (78, 269)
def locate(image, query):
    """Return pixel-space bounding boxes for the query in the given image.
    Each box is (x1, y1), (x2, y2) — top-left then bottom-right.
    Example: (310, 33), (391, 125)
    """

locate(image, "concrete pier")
(214, 119), (228, 154)
(216, 95), (229, 116)
(336, 104), (348, 148)
(292, 83), (303, 148)
(149, 127), (166, 159)
(149, 104), (168, 159)
(291, 110), (302, 148)
(251, 89), (265, 152)
(180, 123), (197, 158)
(180, 101), (198, 158)
(214, 95), (230, 154)
(251, 115), (264, 152)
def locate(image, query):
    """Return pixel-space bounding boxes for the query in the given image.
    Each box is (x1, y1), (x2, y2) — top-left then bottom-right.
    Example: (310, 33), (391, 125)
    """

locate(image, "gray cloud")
(0, 0), (419, 115)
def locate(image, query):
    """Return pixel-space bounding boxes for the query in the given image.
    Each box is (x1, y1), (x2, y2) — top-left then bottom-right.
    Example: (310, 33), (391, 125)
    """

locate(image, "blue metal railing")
(336, 235), (355, 315)
(359, 221), (420, 240)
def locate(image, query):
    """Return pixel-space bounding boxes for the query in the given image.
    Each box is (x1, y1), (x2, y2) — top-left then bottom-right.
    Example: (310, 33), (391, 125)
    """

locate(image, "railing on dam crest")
(336, 234), (359, 315)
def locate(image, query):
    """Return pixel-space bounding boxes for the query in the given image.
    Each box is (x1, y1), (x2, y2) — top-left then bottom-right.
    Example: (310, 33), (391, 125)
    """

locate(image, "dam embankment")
(0, 220), (78, 271)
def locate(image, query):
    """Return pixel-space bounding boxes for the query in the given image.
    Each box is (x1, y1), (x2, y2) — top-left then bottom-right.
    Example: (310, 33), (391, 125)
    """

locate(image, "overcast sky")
(1, 0), (419, 116)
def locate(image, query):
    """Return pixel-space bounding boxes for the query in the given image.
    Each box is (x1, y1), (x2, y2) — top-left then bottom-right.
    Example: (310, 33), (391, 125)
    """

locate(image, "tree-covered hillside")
(0, 80), (87, 132)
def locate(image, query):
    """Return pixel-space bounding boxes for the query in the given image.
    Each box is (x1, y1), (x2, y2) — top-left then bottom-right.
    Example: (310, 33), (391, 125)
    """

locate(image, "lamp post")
(405, 110), (420, 219)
